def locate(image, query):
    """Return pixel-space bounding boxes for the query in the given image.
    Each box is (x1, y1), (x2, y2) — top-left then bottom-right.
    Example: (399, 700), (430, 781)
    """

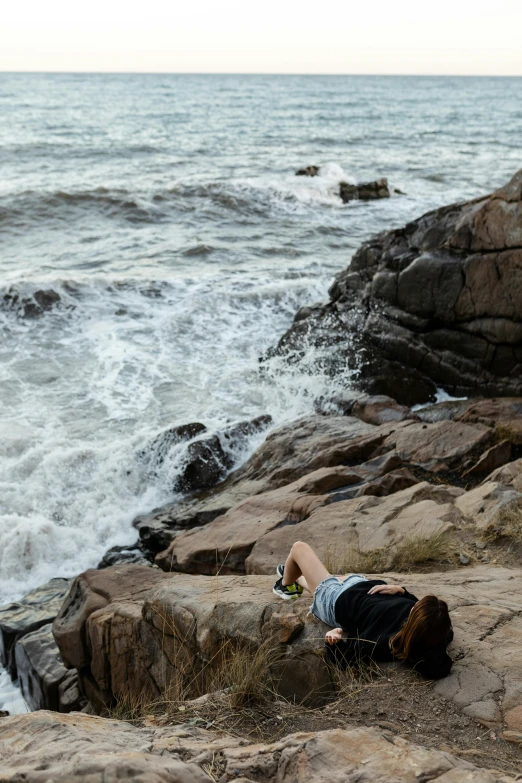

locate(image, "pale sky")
(1, 0), (521, 75)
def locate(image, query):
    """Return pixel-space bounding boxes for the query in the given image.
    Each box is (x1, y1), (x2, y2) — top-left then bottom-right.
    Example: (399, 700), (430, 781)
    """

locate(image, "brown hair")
(389, 595), (451, 660)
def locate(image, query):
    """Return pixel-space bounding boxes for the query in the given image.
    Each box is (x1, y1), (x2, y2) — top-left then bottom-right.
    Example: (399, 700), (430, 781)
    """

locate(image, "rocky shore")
(274, 169), (522, 405)
(2, 172), (522, 780)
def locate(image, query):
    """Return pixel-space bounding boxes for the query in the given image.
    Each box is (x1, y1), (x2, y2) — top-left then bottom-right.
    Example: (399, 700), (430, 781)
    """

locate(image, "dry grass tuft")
(391, 532), (451, 571)
(205, 638), (282, 709)
(107, 636), (281, 723)
(493, 424), (522, 446)
(329, 655), (388, 699)
(325, 532), (451, 574)
(483, 500), (522, 545)
(324, 546), (388, 575)
(108, 688), (151, 723)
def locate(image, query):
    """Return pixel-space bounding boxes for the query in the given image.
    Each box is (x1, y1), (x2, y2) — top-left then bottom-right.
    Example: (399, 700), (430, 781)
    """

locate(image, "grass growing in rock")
(324, 532), (452, 574)
(484, 499), (522, 547)
(109, 663), (522, 777)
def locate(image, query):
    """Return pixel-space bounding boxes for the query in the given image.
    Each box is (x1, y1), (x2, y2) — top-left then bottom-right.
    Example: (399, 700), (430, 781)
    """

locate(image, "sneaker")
(276, 563), (285, 579)
(273, 577), (303, 601)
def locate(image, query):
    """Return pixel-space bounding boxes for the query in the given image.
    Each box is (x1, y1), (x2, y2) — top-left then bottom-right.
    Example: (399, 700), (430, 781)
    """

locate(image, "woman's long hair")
(390, 595), (451, 660)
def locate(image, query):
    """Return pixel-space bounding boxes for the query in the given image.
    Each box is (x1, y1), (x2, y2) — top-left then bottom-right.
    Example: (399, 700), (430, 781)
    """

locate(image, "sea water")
(1, 73), (521, 711)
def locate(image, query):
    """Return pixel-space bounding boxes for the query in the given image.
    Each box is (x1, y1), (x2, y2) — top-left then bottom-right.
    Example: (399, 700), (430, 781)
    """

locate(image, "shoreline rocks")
(0, 579), (85, 714)
(274, 169), (522, 405)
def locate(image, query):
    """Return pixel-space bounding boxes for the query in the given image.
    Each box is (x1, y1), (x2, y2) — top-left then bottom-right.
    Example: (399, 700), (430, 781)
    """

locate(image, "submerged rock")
(340, 178), (390, 202)
(274, 169), (522, 405)
(295, 164), (320, 176)
(3, 288), (62, 318)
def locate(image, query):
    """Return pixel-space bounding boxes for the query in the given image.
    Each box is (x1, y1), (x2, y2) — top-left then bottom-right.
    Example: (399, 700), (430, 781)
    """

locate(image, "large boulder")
(53, 566), (333, 711)
(272, 169), (522, 405)
(51, 564), (522, 734)
(0, 712), (510, 783)
(0, 578), (71, 678)
(14, 625), (85, 712)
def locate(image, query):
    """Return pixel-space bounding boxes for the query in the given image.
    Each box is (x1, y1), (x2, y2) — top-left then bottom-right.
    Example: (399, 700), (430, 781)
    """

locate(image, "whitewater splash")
(0, 270), (358, 604)
(0, 162), (356, 231)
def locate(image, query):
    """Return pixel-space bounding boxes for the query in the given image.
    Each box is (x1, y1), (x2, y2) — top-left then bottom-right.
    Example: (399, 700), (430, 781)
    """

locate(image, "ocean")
(1, 72), (521, 711)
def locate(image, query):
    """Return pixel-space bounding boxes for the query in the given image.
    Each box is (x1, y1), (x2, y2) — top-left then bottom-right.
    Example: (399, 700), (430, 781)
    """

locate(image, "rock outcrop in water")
(275, 169), (522, 405)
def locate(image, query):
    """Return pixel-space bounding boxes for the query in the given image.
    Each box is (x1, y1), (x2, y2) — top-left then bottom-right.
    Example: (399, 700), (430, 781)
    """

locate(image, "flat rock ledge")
(51, 564), (522, 734)
(0, 710), (515, 783)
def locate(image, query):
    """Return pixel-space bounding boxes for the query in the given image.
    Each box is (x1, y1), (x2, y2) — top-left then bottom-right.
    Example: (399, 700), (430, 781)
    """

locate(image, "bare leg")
(282, 541), (329, 595)
(296, 575), (310, 593)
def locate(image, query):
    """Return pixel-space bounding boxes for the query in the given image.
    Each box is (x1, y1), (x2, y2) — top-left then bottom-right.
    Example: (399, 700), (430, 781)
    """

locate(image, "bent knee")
(291, 540), (311, 554)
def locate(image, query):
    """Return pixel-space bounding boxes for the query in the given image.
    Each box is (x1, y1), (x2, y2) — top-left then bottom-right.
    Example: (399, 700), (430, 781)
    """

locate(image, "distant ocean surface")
(0, 73), (521, 650)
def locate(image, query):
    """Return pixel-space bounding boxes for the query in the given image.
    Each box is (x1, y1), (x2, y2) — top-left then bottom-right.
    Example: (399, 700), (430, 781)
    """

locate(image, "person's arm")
(367, 584), (418, 601)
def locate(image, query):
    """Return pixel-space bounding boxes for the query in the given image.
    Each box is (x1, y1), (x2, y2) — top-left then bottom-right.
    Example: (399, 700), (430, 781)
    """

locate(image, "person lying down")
(273, 541), (453, 680)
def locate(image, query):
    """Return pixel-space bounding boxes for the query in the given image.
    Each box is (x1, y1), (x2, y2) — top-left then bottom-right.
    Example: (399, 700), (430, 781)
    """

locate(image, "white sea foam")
(0, 270), (355, 604)
(0, 669), (28, 715)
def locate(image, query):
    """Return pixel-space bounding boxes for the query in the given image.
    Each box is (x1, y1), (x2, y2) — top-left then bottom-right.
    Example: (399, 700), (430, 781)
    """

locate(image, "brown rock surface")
(134, 398), (522, 559)
(52, 564), (522, 732)
(0, 711), (211, 783)
(456, 399), (522, 443)
(0, 712), (511, 783)
(486, 458), (522, 491)
(135, 415), (411, 556)
(245, 481), (463, 574)
(272, 169), (522, 404)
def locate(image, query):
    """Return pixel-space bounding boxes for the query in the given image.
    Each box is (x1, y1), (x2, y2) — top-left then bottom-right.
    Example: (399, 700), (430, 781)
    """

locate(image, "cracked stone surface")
(0, 711), (514, 782)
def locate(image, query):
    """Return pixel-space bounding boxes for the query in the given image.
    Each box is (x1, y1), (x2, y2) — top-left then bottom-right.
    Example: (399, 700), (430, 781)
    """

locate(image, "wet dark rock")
(0, 710), (9, 718)
(3, 288), (62, 318)
(174, 415), (273, 494)
(273, 169), (522, 405)
(15, 624), (85, 712)
(0, 578), (71, 679)
(139, 421), (208, 468)
(175, 434), (229, 492)
(133, 502), (229, 553)
(97, 543), (154, 569)
(296, 165), (320, 176)
(340, 178), (390, 202)
(416, 400), (478, 423)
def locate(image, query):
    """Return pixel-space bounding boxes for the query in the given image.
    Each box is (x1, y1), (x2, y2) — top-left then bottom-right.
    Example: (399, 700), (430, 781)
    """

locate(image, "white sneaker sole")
(272, 586), (299, 600)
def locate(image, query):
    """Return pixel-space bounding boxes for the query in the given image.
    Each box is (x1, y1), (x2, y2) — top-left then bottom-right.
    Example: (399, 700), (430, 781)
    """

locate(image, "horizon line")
(1, 70), (521, 78)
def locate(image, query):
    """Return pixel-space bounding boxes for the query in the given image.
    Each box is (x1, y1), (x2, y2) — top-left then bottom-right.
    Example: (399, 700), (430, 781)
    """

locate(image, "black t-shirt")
(326, 579), (453, 679)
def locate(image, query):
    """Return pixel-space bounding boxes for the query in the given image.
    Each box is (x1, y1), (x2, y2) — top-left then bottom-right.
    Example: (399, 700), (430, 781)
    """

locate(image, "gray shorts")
(310, 574), (368, 627)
